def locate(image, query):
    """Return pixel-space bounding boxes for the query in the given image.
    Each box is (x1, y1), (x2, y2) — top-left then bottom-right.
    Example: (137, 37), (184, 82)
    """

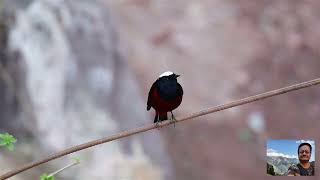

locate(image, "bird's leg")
(170, 111), (177, 128)
(155, 114), (161, 129)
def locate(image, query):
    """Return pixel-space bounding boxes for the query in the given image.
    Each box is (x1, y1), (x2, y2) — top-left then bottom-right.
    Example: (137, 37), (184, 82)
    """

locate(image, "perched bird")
(147, 71), (183, 125)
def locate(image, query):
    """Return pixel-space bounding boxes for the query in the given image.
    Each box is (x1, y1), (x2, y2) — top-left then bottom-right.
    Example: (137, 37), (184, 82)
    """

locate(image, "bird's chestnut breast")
(151, 89), (182, 112)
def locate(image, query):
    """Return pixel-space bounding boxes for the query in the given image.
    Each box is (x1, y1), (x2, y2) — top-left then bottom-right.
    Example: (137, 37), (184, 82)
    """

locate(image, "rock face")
(108, 0), (320, 180)
(267, 162), (275, 176)
(1, 0), (172, 179)
(267, 156), (298, 175)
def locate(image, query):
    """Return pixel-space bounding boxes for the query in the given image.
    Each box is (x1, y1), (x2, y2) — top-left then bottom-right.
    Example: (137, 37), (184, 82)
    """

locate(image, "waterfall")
(6, 0), (172, 179)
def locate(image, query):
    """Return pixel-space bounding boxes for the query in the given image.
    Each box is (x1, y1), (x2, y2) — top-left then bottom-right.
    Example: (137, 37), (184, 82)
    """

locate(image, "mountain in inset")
(267, 156), (299, 175)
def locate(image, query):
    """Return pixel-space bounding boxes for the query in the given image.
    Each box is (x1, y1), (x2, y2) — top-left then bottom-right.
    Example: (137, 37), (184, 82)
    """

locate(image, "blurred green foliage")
(0, 132), (17, 151)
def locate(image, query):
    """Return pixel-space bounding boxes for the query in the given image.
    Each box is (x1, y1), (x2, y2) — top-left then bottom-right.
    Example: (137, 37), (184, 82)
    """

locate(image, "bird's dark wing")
(177, 82), (183, 96)
(147, 80), (158, 111)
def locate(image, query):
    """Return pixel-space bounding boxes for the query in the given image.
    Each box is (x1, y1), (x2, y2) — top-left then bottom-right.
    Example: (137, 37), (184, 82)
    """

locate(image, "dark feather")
(147, 79), (158, 111)
(154, 112), (168, 123)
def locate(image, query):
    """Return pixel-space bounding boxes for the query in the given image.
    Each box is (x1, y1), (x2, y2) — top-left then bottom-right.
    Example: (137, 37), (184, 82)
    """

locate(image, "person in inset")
(286, 142), (315, 176)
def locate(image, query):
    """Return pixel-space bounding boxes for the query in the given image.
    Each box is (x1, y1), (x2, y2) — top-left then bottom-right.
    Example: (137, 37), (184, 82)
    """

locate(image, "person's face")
(298, 145), (311, 162)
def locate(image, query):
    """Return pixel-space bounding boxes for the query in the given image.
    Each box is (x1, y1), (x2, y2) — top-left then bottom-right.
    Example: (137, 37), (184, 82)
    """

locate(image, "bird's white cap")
(159, 71), (174, 77)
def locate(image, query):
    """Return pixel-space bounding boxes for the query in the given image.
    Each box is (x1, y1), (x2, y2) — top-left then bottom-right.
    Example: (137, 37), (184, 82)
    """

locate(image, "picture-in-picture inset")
(266, 139), (315, 176)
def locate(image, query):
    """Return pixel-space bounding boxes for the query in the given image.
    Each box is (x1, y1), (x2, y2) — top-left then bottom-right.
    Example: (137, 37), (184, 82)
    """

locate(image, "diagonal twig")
(47, 159), (80, 178)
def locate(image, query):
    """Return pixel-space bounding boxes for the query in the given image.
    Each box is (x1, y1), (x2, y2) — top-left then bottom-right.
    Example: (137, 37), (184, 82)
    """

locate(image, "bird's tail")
(154, 112), (168, 123)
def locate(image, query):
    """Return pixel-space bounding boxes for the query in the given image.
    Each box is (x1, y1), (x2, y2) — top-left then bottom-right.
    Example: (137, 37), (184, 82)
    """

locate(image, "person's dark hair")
(298, 143), (312, 154)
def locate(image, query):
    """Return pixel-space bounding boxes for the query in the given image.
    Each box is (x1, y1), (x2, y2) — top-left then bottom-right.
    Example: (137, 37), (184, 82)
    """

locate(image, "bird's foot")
(155, 121), (160, 129)
(155, 120), (162, 129)
(170, 112), (177, 128)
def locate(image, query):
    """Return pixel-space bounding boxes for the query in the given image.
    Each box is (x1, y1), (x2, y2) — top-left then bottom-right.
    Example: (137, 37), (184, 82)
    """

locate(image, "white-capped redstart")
(147, 71), (183, 124)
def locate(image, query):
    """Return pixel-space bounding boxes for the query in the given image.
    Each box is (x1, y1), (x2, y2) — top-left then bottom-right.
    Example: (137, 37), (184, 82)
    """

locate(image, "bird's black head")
(156, 71), (183, 101)
(167, 73), (180, 79)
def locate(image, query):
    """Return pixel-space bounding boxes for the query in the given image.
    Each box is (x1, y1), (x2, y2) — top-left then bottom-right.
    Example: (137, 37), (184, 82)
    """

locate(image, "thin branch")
(1, 77), (320, 179)
(48, 160), (80, 177)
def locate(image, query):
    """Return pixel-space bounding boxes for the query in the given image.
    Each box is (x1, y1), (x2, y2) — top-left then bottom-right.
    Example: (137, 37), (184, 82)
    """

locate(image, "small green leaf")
(40, 173), (54, 180)
(0, 141), (6, 146)
(72, 157), (80, 163)
(7, 143), (14, 151)
(0, 133), (17, 151)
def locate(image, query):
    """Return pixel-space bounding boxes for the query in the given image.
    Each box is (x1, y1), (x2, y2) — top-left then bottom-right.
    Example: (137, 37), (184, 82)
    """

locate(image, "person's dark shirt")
(286, 161), (315, 176)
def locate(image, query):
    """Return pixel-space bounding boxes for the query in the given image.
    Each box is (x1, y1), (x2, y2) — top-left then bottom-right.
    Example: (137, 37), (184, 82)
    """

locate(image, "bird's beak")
(175, 74), (180, 78)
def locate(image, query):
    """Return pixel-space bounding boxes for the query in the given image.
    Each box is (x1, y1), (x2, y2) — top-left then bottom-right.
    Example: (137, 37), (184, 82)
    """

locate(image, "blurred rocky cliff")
(0, 0), (171, 179)
(1, 0), (320, 180)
